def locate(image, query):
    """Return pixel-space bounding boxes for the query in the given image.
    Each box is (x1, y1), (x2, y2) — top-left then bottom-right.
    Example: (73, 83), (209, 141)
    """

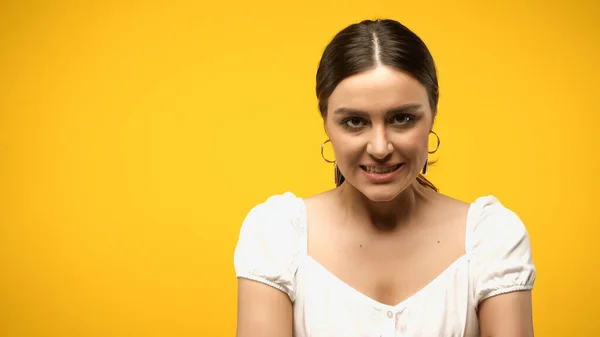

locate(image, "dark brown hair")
(315, 19), (439, 191)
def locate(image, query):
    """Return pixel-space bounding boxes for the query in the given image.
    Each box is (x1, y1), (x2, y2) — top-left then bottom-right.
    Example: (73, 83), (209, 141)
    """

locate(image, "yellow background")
(1, 1), (598, 336)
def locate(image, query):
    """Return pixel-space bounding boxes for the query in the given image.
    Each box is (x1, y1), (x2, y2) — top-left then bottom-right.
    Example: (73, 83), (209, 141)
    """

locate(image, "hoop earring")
(320, 139), (336, 163)
(321, 139), (344, 186)
(423, 131), (439, 175)
(429, 131), (440, 154)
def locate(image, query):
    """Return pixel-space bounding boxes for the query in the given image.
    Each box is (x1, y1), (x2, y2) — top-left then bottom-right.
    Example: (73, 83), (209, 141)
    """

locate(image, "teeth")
(364, 165), (398, 174)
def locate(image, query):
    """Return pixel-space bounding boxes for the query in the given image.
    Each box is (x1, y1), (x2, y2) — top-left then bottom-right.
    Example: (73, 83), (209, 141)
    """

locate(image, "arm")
(234, 194), (302, 337)
(478, 290), (534, 337)
(470, 197), (537, 336)
(236, 278), (293, 337)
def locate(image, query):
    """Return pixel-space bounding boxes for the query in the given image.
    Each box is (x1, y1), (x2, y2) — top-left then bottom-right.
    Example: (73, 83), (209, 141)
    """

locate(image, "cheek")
(391, 131), (428, 156)
(331, 137), (364, 166)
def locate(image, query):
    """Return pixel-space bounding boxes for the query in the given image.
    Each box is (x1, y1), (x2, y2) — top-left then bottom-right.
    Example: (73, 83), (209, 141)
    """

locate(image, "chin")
(357, 185), (402, 203)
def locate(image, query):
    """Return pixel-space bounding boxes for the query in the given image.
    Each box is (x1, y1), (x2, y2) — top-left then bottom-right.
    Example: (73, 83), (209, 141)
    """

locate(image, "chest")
(292, 255), (477, 337)
(308, 217), (466, 307)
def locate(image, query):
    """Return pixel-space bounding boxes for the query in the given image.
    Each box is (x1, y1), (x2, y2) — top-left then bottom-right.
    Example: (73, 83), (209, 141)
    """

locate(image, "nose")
(366, 127), (393, 159)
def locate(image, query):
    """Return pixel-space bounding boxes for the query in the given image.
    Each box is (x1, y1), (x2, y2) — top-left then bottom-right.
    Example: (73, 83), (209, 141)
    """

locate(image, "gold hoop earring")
(321, 139), (344, 186)
(320, 139), (336, 163)
(429, 131), (440, 154)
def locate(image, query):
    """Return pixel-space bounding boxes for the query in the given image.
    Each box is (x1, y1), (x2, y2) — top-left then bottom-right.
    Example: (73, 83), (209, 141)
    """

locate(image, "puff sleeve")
(233, 192), (306, 302)
(467, 196), (536, 305)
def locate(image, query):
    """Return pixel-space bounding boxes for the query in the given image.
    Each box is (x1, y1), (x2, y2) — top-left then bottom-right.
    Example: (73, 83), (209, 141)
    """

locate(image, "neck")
(336, 180), (432, 232)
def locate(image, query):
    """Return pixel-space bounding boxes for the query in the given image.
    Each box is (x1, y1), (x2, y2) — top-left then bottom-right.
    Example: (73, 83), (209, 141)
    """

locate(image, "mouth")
(360, 164), (403, 174)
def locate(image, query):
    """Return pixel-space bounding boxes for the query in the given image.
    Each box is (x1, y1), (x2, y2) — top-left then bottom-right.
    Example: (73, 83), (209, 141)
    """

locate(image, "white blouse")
(234, 192), (536, 337)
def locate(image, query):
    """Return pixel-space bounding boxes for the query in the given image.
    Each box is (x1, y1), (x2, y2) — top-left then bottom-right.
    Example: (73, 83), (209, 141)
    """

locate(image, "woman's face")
(325, 65), (434, 202)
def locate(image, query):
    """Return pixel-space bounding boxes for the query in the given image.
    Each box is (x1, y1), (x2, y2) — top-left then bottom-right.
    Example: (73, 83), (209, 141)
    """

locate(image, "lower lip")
(361, 164), (403, 183)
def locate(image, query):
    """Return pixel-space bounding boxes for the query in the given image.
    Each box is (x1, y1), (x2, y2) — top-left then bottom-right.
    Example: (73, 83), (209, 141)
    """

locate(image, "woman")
(234, 19), (536, 337)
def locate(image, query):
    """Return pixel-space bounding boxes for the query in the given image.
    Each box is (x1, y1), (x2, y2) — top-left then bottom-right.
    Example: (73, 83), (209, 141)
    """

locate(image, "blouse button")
(387, 311), (393, 318)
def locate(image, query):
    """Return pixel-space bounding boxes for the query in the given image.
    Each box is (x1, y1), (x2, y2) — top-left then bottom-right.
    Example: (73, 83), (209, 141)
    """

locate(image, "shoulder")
(236, 192), (307, 248)
(467, 196), (529, 251)
(466, 195), (536, 303)
(233, 192), (307, 301)
(431, 192), (471, 219)
(244, 192), (305, 225)
(302, 188), (337, 213)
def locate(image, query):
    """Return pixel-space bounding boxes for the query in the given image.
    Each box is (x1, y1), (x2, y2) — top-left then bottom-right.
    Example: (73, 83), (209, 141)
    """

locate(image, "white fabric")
(234, 192), (536, 337)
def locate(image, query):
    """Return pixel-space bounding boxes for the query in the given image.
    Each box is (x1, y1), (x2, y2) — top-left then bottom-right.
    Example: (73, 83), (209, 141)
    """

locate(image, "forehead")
(328, 66), (429, 114)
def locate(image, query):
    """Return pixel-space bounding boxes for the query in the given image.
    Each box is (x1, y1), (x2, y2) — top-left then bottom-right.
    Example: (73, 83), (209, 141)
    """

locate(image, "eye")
(391, 114), (416, 125)
(342, 117), (367, 129)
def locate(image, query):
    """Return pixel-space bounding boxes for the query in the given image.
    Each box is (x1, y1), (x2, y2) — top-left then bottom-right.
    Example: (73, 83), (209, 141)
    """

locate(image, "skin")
(236, 65), (534, 337)
(326, 65), (432, 206)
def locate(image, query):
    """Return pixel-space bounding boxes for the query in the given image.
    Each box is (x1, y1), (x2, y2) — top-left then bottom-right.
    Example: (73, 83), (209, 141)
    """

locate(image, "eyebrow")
(333, 104), (424, 116)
